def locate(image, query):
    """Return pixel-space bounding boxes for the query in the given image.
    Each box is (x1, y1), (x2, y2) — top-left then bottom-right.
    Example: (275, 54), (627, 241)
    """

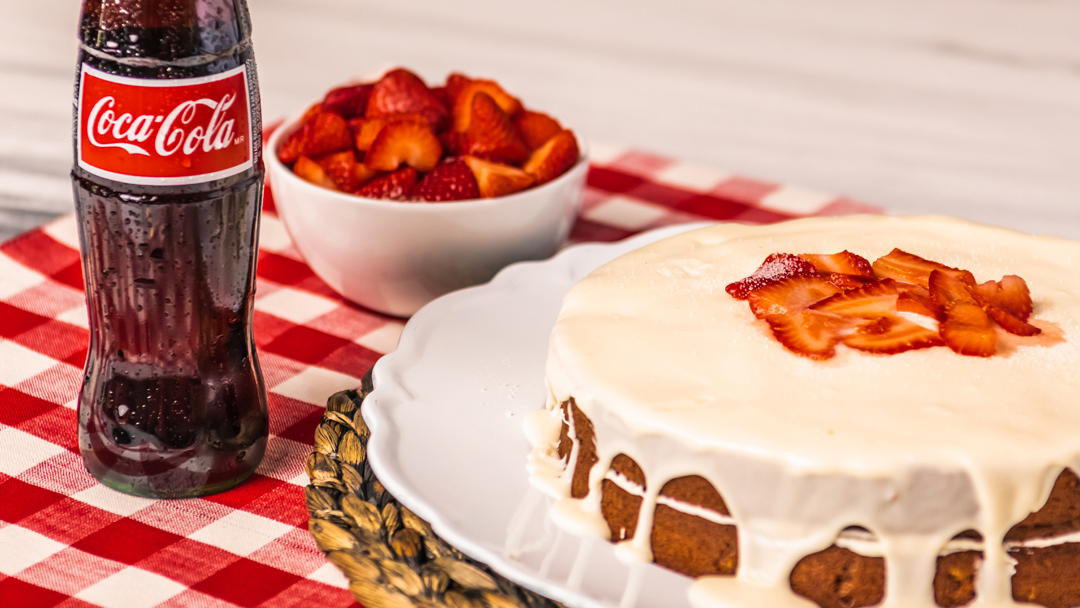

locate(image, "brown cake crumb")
(790, 543), (885, 608)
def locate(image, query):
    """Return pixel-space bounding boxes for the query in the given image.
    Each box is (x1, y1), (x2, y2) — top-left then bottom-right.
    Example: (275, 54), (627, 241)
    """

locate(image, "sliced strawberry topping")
(929, 269), (997, 357)
(976, 275), (1034, 320)
(766, 311), (855, 360)
(523, 130), (580, 186)
(730, 248), (1045, 359)
(322, 83), (374, 119)
(827, 273), (870, 290)
(725, 253), (819, 300)
(872, 249), (954, 288)
(895, 286), (938, 318)
(515, 110), (564, 150)
(411, 158), (481, 202)
(366, 68), (449, 132)
(747, 276), (842, 319)
(292, 155), (337, 190)
(986, 306), (1041, 337)
(356, 167), (419, 201)
(459, 92), (530, 164)
(365, 121), (443, 172)
(799, 251), (874, 279)
(462, 156), (535, 198)
(811, 279), (899, 318)
(843, 315), (944, 355)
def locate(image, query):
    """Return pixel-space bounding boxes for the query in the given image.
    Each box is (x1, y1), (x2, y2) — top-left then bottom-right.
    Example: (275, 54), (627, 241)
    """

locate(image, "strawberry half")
(293, 155), (337, 190)
(356, 167), (419, 200)
(799, 251), (875, 279)
(365, 121), (443, 172)
(322, 83), (374, 119)
(366, 68), (449, 132)
(843, 315), (944, 355)
(766, 310), (855, 360)
(872, 248), (955, 288)
(314, 150), (362, 192)
(725, 253), (819, 300)
(278, 111), (353, 164)
(452, 79), (522, 132)
(929, 269), (997, 356)
(523, 130), (579, 186)
(411, 158), (481, 202)
(352, 114), (428, 152)
(747, 276), (842, 319)
(515, 110), (564, 150)
(459, 92), (530, 165)
(462, 156), (535, 198)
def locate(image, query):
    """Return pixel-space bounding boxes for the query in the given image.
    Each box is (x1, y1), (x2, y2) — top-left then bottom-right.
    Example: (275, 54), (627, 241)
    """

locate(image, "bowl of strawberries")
(267, 67), (587, 317)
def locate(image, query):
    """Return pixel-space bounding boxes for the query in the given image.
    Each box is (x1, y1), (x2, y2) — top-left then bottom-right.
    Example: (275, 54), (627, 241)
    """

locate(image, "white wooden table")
(2, 0), (1078, 242)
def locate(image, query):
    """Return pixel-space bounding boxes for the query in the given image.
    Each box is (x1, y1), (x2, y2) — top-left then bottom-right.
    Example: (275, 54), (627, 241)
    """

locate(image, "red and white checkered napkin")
(0, 145), (880, 608)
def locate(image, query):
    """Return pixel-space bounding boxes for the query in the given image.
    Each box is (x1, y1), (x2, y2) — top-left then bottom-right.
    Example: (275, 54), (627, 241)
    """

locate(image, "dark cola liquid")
(73, 0), (267, 498)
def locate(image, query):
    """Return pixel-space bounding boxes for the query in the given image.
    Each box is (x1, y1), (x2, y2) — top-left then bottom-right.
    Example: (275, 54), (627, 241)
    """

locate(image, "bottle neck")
(79, 0), (252, 61)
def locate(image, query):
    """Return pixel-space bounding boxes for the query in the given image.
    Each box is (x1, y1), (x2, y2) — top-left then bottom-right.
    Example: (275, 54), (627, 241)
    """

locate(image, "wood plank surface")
(1, 0), (1077, 241)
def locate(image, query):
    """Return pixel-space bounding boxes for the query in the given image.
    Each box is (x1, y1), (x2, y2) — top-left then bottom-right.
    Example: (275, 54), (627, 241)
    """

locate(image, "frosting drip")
(527, 216), (1080, 608)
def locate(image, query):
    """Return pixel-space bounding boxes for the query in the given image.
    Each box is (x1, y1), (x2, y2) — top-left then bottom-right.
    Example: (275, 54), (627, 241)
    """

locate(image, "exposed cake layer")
(527, 216), (1080, 608)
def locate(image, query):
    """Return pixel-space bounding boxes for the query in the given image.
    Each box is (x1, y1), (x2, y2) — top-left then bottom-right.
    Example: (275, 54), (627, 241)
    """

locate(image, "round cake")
(525, 215), (1080, 608)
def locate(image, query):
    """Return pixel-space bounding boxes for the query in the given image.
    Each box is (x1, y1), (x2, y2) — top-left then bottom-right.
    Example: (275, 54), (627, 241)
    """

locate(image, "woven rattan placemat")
(304, 372), (563, 608)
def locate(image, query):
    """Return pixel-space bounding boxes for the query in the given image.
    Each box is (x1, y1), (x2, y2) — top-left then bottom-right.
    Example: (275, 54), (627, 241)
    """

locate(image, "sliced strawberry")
(314, 150), (362, 191)
(355, 167), (419, 200)
(365, 121), (443, 172)
(928, 268), (979, 317)
(462, 156), (535, 198)
(523, 130), (579, 186)
(827, 273), (869, 290)
(799, 251), (874, 279)
(747, 276), (842, 319)
(765, 311), (854, 360)
(366, 68), (449, 132)
(515, 110), (564, 150)
(279, 111), (353, 164)
(986, 306), (1041, 337)
(975, 275), (1034, 320)
(322, 83), (374, 119)
(811, 279), (899, 319)
(411, 158), (481, 202)
(843, 315), (944, 355)
(930, 269), (997, 356)
(459, 92), (530, 164)
(293, 155), (337, 190)
(896, 286), (938, 318)
(725, 253), (819, 300)
(351, 114), (428, 152)
(452, 79), (523, 132)
(872, 249), (955, 288)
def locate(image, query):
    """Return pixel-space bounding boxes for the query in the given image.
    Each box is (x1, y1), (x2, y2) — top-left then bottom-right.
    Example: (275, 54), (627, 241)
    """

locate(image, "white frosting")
(526, 216), (1080, 608)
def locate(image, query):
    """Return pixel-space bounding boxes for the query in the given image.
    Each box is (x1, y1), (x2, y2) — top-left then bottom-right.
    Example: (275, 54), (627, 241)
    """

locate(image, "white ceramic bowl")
(266, 116), (588, 317)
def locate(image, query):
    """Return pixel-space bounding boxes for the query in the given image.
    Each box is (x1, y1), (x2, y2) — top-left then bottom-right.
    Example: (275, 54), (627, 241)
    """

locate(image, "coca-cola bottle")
(72, 0), (268, 498)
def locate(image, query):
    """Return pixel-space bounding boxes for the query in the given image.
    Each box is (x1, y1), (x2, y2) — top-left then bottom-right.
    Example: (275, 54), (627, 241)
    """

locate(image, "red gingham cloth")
(0, 145), (880, 608)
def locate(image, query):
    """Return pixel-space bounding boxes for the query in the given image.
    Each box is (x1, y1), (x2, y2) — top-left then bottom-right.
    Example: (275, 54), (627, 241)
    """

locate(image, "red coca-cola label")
(77, 64), (253, 185)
